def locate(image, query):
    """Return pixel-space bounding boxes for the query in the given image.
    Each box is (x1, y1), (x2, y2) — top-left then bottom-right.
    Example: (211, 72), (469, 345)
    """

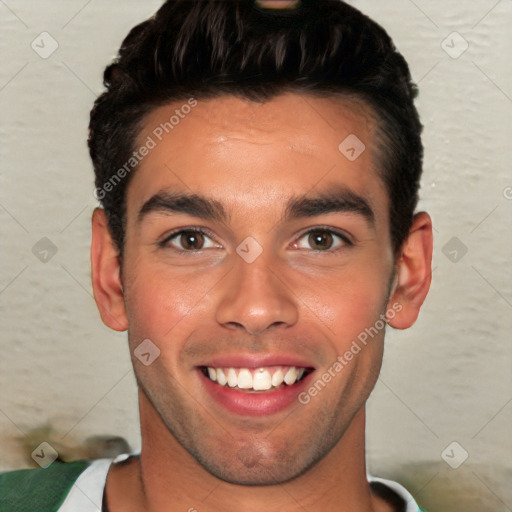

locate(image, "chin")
(198, 458), (309, 487)
(189, 439), (325, 487)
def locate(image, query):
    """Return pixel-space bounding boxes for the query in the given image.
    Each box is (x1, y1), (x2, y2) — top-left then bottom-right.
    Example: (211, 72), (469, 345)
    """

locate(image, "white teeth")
(284, 367), (298, 385)
(216, 368), (227, 386)
(227, 368), (238, 388)
(271, 369), (284, 387)
(205, 366), (306, 391)
(238, 369), (253, 389)
(253, 369), (272, 390)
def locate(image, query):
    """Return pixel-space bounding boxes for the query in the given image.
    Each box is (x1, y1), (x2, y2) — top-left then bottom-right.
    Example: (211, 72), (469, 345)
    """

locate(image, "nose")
(215, 256), (299, 335)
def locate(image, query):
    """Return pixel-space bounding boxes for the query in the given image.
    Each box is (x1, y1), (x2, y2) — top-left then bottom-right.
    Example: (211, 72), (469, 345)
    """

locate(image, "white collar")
(57, 456), (422, 511)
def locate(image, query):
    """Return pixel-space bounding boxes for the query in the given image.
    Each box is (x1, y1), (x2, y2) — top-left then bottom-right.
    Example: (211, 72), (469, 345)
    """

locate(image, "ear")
(91, 208), (128, 331)
(386, 212), (433, 329)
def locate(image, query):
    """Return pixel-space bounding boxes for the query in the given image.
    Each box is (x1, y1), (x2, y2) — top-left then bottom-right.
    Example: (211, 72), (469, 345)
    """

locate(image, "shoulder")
(0, 459), (92, 512)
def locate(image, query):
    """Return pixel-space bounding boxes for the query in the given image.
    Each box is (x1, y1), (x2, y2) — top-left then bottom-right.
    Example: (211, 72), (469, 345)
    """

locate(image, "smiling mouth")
(200, 365), (312, 392)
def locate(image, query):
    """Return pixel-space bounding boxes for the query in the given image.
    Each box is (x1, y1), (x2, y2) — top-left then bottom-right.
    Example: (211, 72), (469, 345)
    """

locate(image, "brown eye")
(292, 228), (351, 252)
(180, 231), (205, 250)
(161, 229), (221, 251)
(307, 230), (334, 250)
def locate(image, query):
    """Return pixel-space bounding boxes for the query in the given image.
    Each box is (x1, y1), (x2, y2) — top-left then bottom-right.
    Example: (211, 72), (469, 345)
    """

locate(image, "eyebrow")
(137, 191), (228, 224)
(137, 186), (375, 226)
(285, 187), (375, 225)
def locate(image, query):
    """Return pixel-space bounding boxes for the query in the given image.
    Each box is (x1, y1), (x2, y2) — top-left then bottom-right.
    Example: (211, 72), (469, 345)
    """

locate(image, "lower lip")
(199, 369), (313, 417)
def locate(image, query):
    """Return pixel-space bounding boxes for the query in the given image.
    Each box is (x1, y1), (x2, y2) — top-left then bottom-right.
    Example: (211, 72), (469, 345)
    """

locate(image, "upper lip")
(197, 354), (315, 370)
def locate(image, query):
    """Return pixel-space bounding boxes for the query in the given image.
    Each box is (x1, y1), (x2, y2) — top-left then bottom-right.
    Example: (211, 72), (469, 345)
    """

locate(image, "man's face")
(121, 93), (396, 484)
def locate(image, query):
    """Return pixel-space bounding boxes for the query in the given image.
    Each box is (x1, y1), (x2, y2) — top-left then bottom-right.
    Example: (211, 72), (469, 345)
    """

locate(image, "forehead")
(128, 93), (385, 216)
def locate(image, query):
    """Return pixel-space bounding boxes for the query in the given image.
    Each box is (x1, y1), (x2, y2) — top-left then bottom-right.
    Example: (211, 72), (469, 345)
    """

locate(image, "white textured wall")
(1, 1), (511, 511)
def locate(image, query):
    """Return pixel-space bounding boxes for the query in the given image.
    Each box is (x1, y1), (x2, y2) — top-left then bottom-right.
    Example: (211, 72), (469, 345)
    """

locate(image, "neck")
(119, 390), (377, 512)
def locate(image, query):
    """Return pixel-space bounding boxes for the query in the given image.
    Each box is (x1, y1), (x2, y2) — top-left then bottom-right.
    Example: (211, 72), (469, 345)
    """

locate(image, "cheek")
(122, 261), (220, 343)
(292, 262), (391, 345)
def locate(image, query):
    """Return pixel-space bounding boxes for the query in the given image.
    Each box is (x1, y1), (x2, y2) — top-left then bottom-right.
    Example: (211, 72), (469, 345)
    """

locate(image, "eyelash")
(159, 226), (353, 253)
(159, 227), (219, 253)
(294, 226), (354, 251)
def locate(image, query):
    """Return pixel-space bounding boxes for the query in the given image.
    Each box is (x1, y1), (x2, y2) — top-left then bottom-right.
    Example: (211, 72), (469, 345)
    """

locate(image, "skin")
(255, 0), (302, 9)
(91, 93), (433, 511)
